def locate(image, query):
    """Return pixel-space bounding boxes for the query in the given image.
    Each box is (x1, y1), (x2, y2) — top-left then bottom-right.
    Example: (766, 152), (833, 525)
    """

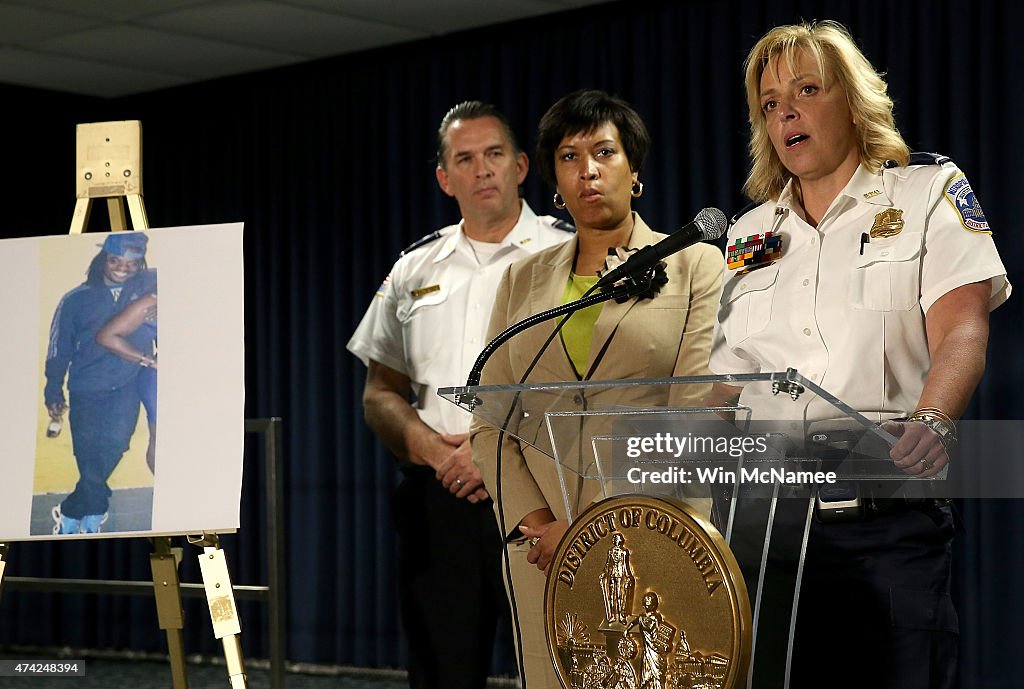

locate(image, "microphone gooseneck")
(464, 207), (728, 391)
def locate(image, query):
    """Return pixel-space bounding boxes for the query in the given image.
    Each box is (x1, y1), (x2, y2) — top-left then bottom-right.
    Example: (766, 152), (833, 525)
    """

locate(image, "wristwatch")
(907, 411), (957, 448)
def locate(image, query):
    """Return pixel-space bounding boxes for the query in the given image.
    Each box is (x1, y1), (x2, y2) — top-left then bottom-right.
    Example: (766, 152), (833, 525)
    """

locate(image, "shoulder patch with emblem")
(944, 173), (991, 233)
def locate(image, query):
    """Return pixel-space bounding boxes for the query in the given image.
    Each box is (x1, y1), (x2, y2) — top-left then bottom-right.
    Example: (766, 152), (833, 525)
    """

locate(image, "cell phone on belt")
(815, 482), (864, 522)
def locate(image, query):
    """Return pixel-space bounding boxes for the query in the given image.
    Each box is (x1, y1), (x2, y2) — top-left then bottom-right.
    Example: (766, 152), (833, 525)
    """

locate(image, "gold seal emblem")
(546, 495), (751, 689)
(869, 208), (905, 238)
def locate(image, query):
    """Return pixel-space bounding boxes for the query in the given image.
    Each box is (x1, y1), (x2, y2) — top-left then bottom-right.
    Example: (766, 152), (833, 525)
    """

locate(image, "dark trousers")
(62, 385), (141, 518)
(392, 468), (512, 689)
(790, 505), (958, 689)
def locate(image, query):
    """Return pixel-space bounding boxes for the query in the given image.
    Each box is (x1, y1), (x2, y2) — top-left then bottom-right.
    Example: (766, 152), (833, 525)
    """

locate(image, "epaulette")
(729, 200), (760, 226)
(552, 218), (575, 233)
(399, 230), (443, 257)
(884, 151), (951, 169)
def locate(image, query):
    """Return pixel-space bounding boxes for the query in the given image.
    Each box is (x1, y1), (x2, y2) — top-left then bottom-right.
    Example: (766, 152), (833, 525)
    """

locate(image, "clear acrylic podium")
(441, 369), (934, 689)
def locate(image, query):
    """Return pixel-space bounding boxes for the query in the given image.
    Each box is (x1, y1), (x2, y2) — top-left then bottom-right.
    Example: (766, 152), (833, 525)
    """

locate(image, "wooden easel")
(69, 121), (149, 234)
(74, 120), (247, 689)
(0, 121), (248, 689)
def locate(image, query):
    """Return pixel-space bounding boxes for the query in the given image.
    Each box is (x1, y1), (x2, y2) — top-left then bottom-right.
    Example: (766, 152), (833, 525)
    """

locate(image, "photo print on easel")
(0, 223), (245, 541)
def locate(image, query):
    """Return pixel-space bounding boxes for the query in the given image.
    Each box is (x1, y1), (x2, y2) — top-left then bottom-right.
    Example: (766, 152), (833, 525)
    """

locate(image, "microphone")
(595, 207), (729, 288)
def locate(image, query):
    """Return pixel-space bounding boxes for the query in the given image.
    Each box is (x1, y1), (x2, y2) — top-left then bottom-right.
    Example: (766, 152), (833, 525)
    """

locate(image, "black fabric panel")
(0, 0), (1020, 682)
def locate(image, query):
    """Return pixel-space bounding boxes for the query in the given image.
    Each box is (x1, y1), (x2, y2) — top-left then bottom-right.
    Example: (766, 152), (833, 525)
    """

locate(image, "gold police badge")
(869, 208), (905, 238)
(545, 495), (751, 689)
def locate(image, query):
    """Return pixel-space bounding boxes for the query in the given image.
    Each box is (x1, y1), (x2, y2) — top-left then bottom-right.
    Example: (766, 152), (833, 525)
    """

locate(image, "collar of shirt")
(839, 164), (893, 207)
(432, 200), (545, 263)
(774, 164), (893, 224)
(774, 177), (804, 221)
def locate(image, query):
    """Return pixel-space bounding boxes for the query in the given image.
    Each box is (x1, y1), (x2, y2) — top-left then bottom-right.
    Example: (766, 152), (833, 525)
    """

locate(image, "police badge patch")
(944, 173), (991, 233)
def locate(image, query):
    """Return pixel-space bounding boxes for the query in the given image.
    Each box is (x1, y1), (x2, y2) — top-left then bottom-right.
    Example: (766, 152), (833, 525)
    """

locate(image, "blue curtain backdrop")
(0, 0), (1020, 685)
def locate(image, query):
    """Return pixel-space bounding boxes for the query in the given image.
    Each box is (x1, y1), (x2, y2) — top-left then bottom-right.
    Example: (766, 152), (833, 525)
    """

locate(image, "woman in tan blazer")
(470, 89), (723, 688)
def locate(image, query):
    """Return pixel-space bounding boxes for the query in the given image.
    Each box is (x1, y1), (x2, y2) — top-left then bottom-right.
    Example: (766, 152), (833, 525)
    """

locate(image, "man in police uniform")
(347, 101), (572, 689)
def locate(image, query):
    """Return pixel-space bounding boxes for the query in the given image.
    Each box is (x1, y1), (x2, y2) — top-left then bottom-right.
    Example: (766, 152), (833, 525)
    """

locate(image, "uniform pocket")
(718, 265), (779, 344)
(398, 286), (449, 377)
(849, 232), (922, 311)
(397, 285), (448, 320)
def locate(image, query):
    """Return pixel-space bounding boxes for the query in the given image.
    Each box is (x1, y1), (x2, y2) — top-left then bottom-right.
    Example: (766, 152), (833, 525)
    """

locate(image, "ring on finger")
(529, 536), (540, 548)
(920, 459), (932, 470)
(455, 478), (463, 487)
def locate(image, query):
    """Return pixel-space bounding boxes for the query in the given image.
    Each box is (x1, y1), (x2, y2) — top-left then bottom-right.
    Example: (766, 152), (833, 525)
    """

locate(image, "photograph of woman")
(38, 231), (157, 535)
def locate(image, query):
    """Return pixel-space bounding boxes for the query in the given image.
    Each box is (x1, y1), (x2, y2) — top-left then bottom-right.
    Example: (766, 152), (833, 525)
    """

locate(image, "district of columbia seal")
(545, 495), (751, 689)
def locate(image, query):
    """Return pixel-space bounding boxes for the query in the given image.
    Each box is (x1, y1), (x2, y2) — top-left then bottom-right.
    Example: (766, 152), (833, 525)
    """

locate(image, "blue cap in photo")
(100, 232), (148, 260)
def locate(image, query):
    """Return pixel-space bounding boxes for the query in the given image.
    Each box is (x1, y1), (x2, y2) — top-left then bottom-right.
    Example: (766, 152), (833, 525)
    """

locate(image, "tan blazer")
(470, 214), (723, 537)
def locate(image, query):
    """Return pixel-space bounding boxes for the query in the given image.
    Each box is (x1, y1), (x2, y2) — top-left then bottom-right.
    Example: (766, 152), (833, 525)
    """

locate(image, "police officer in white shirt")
(711, 22), (1010, 689)
(347, 101), (572, 689)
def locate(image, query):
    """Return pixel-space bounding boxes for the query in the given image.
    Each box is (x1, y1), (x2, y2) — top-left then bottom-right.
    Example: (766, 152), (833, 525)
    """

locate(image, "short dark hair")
(536, 89), (650, 187)
(436, 101), (521, 169)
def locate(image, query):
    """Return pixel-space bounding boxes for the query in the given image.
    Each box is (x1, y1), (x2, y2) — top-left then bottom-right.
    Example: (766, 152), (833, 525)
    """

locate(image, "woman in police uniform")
(710, 21), (1010, 688)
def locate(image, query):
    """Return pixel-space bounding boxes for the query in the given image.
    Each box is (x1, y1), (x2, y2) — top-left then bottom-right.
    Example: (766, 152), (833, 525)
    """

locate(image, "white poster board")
(0, 223), (245, 540)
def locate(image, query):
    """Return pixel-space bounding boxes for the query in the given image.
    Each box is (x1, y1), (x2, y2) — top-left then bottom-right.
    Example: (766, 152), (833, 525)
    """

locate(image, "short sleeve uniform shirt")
(710, 162), (1010, 422)
(347, 201), (572, 435)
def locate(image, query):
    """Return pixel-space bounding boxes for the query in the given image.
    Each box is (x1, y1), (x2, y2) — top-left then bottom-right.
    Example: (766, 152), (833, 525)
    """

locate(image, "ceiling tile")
(136, 0), (424, 57)
(9, 0), (213, 21)
(37, 24), (303, 80)
(0, 0), (619, 97)
(0, 47), (189, 97)
(289, 0), (564, 35)
(0, 3), (98, 43)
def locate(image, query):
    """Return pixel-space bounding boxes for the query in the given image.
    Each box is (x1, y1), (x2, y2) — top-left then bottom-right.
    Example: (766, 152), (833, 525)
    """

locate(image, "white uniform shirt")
(711, 162), (1010, 422)
(347, 200), (573, 435)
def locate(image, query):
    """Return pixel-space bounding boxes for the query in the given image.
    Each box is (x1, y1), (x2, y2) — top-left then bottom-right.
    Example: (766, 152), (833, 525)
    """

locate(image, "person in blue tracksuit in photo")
(44, 232), (157, 535)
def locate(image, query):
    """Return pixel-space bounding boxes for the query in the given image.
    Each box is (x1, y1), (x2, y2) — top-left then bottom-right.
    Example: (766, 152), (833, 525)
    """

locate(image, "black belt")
(864, 497), (952, 516)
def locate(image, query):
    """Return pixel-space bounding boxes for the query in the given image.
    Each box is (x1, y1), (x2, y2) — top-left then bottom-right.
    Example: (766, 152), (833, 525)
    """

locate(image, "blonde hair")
(742, 20), (910, 202)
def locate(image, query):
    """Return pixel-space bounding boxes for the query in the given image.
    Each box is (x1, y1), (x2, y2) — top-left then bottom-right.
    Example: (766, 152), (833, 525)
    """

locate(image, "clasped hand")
(435, 433), (489, 503)
(882, 420), (949, 478)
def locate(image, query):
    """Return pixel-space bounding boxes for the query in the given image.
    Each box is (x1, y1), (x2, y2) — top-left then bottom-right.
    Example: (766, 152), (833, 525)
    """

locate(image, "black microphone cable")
(488, 276), (620, 688)
(483, 267), (661, 688)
